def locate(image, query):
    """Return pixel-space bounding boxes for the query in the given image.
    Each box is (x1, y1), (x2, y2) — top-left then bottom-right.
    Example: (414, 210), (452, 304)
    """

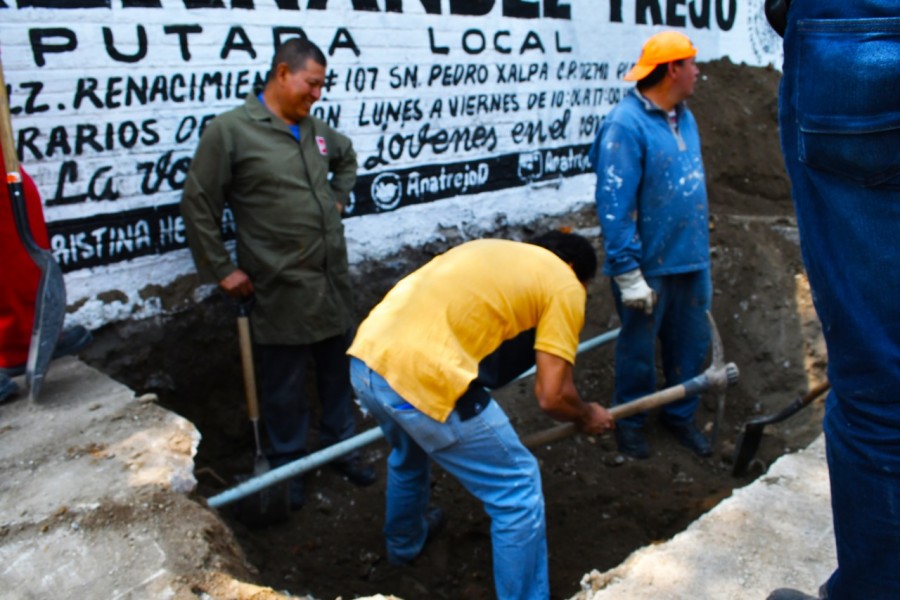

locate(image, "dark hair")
(268, 38), (327, 81)
(636, 58), (685, 91)
(528, 231), (597, 283)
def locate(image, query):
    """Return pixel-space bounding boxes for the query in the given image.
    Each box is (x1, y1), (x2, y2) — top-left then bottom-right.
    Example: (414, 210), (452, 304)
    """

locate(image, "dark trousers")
(780, 2), (900, 597)
(255, 329), (356, 467)
(611, 269), (712, 428)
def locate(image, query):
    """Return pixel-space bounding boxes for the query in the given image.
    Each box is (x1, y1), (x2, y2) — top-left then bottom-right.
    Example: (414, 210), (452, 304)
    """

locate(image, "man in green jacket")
(181, 39), (375, 509)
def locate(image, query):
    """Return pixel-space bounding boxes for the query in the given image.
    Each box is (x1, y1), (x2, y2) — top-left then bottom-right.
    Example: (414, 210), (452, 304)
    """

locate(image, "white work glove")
(614, 269), (657, 315)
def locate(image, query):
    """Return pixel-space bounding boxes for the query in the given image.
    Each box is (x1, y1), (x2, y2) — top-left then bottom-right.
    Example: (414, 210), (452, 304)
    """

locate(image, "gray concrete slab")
(570, 435), (835, 600)
(0, 358), (283, 600)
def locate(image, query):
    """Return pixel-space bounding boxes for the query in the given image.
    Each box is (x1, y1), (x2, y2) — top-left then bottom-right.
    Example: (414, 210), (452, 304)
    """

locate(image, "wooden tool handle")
(0, 53), (21, 176)
(237, 315), (260, 421)
(801, 380), (831, 406)
(0, 53), (37, 256)
(521, 383), (690, 448)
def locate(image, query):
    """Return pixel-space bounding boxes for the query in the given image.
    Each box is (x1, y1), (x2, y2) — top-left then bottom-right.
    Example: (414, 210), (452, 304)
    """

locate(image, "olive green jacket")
(181, 91), (358, 344)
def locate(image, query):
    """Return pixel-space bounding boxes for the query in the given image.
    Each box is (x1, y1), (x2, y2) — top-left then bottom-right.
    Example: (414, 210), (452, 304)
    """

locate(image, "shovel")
(230, 297), (290, 526)
(731, 379), (830, 477)
(0, 53), (67, 402)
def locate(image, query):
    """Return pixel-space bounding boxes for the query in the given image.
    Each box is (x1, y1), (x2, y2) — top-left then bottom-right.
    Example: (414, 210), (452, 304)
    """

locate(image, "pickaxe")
(209, 316), (738, 511)
(522, 311), (739, 448)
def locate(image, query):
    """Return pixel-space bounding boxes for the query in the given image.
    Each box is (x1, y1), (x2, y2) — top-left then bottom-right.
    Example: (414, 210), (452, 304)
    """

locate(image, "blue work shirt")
(589, 89), (710, 277)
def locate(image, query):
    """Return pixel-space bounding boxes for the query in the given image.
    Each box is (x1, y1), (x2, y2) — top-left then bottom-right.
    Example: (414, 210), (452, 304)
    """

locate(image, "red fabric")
(0, 154), (50, 368)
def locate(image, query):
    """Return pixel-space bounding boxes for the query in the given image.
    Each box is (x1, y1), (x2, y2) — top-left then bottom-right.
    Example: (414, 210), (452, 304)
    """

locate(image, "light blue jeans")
(780, 2), (900, 597)
(350, 357), (549, 600)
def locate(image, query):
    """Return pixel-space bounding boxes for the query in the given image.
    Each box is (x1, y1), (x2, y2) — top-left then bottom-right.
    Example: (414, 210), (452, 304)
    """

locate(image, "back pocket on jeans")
(796, 17), (900, 188)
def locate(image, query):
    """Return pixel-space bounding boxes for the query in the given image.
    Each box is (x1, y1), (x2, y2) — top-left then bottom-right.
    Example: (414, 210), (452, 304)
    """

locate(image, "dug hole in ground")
(2, 59), (830, 600)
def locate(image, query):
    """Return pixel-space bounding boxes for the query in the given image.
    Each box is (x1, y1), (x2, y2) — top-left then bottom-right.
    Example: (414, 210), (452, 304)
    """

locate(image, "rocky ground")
(66, 58), (830, 600)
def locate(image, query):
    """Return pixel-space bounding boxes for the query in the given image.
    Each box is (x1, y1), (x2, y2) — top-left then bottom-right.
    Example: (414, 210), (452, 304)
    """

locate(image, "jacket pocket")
(795, 17), (900, 188)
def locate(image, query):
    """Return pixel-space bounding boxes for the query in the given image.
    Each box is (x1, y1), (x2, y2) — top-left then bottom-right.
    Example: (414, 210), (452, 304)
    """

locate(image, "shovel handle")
(0, 55), (37, 255)
(794, 379), (831, 410)
(237, 314), (260, 421)
(767, 379), (831, 423)
(0, 53), (20, 175)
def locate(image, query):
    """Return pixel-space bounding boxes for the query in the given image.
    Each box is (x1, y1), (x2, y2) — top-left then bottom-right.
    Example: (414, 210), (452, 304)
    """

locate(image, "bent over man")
(348, 232), (615, 600)
(181, 39), (374, 509)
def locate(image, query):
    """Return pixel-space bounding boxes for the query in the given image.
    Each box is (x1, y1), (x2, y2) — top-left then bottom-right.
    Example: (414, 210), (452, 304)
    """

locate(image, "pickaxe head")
(705, 311), (739, 449)
(705, 311), (740, 391)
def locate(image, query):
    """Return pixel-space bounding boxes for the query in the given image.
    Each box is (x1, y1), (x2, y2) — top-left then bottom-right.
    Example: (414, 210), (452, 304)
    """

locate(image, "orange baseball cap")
(624, 31), (697, 81)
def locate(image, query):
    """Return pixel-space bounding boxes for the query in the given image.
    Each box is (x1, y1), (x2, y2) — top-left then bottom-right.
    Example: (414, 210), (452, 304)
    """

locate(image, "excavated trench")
(80, 59), (828, 600)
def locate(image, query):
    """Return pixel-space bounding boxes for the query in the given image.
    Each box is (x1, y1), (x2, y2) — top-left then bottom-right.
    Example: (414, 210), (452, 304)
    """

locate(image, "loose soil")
(83, 58), (828, 600)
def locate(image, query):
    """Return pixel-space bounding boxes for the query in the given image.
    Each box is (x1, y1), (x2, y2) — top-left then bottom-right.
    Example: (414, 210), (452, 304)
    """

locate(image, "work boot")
(0, 326), (93, 378)
(388, 506), (447, 566)
(766, 584), (828, 600)
(267, 453), (307, 510)
(663, 419), (712, 457)
(331, 456), (377, 487)
(0, 374), (19, 404)
(424, 506), (447, 542)
(615, 426), (649, 459)
(289, 478), (306, 510)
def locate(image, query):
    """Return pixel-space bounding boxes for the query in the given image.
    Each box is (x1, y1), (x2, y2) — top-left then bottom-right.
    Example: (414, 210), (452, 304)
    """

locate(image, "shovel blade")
(235, 437), (290, 527)
(731, 424), (766, 476)
(253, 454), (270, 477)
(26, 256), (66, 402)
(230, 472), (291, 528)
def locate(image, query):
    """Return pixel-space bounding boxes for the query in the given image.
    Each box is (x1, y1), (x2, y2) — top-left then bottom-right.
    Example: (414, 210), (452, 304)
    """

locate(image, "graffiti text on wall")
(2, 1), (748, 277)
(3, 0), (574, 20)
(49, 203), (234, 271)
(2, 0), (739, 33)
(46, 143), (590, 272)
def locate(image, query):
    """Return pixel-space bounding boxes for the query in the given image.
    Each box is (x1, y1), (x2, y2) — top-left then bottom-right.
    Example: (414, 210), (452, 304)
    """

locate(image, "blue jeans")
(350, 358), (549, 600)
(610, 270), (711, 428)
(256, 330), (357, 465)
(780, 2), (900, 597)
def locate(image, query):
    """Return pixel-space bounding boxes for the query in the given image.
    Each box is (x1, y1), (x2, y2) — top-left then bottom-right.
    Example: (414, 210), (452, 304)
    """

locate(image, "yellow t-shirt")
(348, 239), (586, 422)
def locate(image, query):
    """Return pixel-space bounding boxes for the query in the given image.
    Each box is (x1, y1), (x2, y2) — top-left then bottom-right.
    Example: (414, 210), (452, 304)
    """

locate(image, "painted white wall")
(0, 0), (782, 330)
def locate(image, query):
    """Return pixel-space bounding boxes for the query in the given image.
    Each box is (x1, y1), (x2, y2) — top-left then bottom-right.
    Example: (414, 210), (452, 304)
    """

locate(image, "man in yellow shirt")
(348, 231), (615, 600)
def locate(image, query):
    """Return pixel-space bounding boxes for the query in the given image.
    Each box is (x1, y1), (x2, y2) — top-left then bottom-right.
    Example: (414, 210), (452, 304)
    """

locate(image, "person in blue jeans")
(589, 31), (712, 460)
(348, 232), (615, 600)
(764, 1), (900, 599)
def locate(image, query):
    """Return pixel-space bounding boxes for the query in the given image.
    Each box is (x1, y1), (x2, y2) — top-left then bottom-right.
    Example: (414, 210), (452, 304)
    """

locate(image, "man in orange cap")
(588, 31), (712, 459)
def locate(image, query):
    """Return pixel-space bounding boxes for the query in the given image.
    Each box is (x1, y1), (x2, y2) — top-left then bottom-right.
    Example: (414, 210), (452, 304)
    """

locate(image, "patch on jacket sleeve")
(316, 136), (328, 155)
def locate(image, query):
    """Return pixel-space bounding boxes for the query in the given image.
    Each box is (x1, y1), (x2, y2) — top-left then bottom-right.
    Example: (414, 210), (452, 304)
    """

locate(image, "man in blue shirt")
(589, 31), (712, 459)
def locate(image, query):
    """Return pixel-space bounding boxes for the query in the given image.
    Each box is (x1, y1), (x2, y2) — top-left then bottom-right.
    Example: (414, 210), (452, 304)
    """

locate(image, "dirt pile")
(77, 58), (828, 600)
